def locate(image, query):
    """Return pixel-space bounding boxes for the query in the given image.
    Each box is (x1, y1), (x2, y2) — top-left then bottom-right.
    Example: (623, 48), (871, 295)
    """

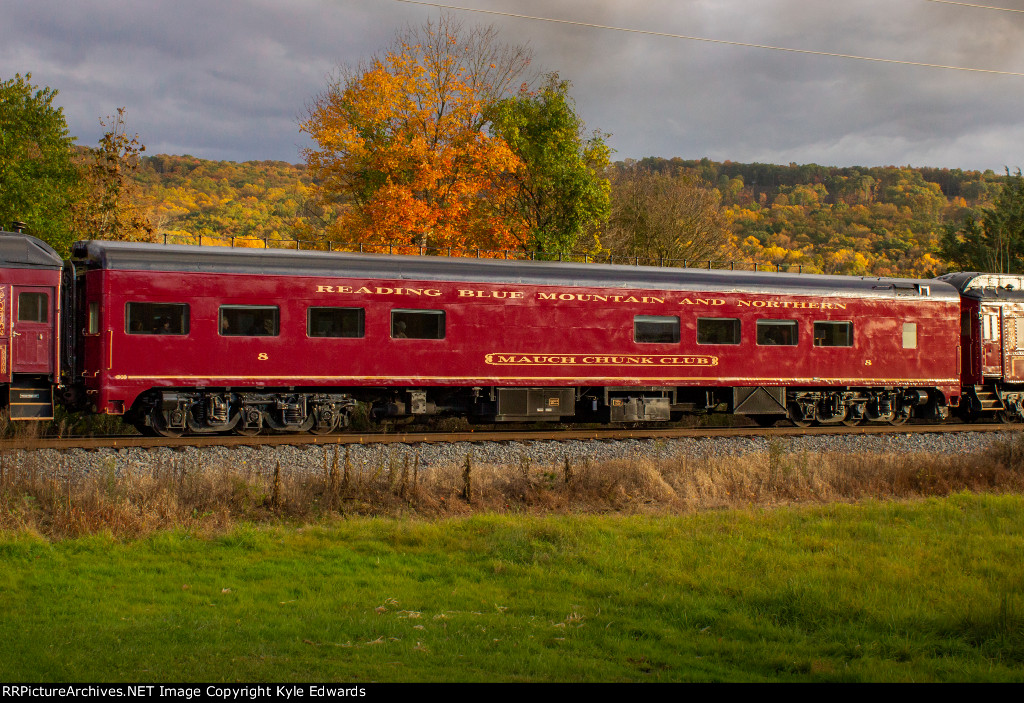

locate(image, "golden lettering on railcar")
(735, 299), (847, 310)
(487, 355), (579, 365)
(484, 353), (719, 367)
(536, 292), (665, 303)
(679, 297), (848, 309)
(313, 283), (847, 310)
(315, 285), (441, 296)
(458, 290), (525, 299)
(679, 298), (726, 306)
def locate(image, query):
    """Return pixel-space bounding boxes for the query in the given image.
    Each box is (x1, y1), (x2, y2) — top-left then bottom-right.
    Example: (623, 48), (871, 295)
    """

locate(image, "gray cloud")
(2, 0), (1023, 169)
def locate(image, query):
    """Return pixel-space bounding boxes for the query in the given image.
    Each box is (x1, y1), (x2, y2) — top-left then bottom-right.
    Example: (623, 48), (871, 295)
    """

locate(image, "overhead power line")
(393, 0), (1024, 76)
(923, 0), (1024, 13)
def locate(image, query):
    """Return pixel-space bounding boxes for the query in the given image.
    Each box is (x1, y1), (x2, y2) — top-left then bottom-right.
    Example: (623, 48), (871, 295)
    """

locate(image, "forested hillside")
(641, 158), (1004, 277)
(135, 155), (331, 246)
(134, 153), (1005, 277)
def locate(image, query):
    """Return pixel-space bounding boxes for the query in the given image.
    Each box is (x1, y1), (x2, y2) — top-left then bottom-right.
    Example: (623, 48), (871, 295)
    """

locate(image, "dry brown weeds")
(2, 437), (1023, 539)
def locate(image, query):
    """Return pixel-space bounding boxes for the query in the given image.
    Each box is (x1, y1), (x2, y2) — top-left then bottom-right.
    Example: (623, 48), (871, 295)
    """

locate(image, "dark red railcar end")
(0, 231), (65, 420)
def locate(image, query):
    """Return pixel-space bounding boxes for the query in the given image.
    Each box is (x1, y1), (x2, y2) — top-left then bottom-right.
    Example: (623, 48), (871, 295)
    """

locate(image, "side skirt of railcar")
(122, 381), (954, 436)
(127, 388), (358, 437)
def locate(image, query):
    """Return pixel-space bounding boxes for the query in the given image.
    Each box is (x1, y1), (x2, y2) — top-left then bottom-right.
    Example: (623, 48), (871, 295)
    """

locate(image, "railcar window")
(983, 312), (1000, 342)
(17, 293), (47, 323)
(756, 320), (798, 346)
(87, 302), (100, 335)
(634, 315), (680, 343)
(392, 309), (445, 340)
(126, 303), (190, 335)
(697, 318), (741, 345)
(220, 306), (279, 336)
(902, 322), (918, 350)
(308, 307), (364, 338)
(813, 321), (853, 347)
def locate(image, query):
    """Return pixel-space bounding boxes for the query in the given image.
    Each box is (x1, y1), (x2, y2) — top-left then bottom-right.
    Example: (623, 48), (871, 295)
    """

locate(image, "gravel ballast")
(3, 430), (1016, 479)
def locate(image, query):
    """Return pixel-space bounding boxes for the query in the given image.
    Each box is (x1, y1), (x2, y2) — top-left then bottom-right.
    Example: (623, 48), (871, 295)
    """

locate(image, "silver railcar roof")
(75, 240), (960, 302)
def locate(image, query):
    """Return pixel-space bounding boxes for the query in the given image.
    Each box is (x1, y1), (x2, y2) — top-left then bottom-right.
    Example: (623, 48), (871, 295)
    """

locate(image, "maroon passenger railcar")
(69, 240), (961, 435)
(0, 231), (65, 420)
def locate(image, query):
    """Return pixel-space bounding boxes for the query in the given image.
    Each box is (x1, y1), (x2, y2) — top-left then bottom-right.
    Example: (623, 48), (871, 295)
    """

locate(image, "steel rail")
(0, 422), (1017, 452)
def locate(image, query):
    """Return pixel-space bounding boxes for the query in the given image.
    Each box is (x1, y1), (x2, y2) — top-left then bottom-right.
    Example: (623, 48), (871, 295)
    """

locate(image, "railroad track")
(0, 421), (1018, 451)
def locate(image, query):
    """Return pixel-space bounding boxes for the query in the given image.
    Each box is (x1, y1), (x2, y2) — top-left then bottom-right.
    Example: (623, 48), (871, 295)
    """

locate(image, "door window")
(17, 292), (48, 323)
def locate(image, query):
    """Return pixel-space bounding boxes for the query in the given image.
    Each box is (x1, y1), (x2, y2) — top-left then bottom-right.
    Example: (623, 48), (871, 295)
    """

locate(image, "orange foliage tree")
(300, 15), (534, 253)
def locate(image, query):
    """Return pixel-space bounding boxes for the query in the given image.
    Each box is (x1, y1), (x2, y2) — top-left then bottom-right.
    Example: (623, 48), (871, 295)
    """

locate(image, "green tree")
(487, 74), (611, 253)
(942, 169), (1024, 273)
(0, 73), (80, 254)
(603, 162), (727, 264)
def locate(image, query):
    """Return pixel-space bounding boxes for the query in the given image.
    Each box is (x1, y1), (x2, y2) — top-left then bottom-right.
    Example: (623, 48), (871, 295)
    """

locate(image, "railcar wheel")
(842, 416), (863, 427)
(150, 410), (184, 438)
(996, 410), (1021, 424)
(308, 406), (341, 435)
(788, 405), (813, 428)
(132, 420), (159, 437)
(233, 407), (265, 436)
(309, 420), (338, 435)
(887, 410), (911, 426)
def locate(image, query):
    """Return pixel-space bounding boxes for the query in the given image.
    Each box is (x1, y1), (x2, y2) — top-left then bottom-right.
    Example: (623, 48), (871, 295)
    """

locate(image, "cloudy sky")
(3, 0), (1024, 170)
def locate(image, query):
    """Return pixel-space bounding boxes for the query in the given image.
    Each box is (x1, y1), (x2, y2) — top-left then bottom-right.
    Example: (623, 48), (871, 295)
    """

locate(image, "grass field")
(1, 492), (1022, 682)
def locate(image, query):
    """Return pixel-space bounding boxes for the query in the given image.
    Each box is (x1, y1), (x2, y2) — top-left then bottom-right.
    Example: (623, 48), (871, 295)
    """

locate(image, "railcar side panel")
(79, 267), (961, 415)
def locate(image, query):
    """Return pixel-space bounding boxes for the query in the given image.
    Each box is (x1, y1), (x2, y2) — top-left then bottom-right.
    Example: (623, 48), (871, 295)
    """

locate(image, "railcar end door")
(981, 305), (1003, 379)
(12, 286), (55, 375)
(1003, 307), (1024, 382)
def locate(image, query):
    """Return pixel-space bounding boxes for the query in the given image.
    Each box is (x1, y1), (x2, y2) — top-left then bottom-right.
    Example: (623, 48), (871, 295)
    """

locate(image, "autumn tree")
(72, 108), (155, 242)
(603, 162), (728, 264)
(487, 74), (610, 254)
(942, 169), (1024, 273)
(0, 73), (80, 254)
(301, 15), (534, 252)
